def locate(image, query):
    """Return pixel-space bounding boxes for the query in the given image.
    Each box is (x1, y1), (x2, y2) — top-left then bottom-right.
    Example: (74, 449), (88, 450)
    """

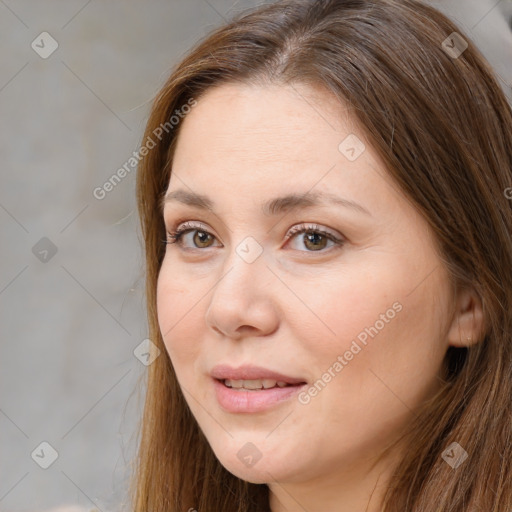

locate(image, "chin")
(219, 458), (279, 484)
(209, 440), (294, 484)
(226, 466), (272, 484)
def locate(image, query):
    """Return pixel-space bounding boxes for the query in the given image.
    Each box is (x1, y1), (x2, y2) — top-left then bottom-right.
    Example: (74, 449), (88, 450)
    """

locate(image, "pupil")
(305, 232), (326, 250)
(196, 231), (210, 246)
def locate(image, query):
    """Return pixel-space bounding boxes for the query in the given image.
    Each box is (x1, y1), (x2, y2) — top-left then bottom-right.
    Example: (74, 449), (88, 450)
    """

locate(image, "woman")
(131, 0), (512, 510)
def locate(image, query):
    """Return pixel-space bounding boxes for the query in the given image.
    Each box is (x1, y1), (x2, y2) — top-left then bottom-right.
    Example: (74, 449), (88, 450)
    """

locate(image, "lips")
(210, 364), (308, 413)
(210, 364), (307, 385)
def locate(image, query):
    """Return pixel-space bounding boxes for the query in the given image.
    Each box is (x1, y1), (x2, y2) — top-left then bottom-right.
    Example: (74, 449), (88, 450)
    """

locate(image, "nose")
(204, 244), (279, 340)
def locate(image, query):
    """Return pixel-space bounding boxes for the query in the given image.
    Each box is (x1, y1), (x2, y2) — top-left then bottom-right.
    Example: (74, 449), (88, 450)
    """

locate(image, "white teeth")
(223, 378), (291, 390)
(241, 379), (264, 390)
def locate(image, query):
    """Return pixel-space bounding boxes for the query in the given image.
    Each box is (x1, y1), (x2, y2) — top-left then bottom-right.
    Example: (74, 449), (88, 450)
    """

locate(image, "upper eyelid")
(286, 223), (341, 239)
(167, 220), (221, 245)
(175, 220), (210, 232)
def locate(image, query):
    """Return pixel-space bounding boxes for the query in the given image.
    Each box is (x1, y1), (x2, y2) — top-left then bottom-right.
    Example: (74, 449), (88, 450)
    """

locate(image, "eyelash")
(162, 220), (345, 253)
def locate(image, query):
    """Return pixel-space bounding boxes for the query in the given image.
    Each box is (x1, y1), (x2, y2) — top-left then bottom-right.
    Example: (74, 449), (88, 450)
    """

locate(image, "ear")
(446, 286), (485, 348)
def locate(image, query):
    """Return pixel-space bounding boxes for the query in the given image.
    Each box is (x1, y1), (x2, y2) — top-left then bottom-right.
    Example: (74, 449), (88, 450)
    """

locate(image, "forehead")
(172, 83), (369, 175)
(179, 83), (359, 156)
(166, 82), (401, 219)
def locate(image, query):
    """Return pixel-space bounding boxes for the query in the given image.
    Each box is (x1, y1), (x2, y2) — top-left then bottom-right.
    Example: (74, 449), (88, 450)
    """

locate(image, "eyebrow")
(162, 189), (371, 217)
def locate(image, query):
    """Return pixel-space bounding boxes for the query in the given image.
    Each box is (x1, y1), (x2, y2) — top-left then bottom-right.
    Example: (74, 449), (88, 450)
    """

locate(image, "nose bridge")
(215, 233), (267, 296)
(205, 234), (277, 338)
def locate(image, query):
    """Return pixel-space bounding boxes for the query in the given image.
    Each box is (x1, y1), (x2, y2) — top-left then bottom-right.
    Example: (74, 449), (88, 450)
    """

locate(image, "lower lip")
(213, 378), (307, 413)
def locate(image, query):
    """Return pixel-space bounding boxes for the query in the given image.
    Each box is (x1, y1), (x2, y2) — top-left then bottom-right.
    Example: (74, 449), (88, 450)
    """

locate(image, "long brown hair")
(131, 0), (512, 510)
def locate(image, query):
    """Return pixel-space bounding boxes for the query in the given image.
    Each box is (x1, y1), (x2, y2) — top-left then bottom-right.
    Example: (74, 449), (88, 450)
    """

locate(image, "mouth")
(210, 363), (307, 385)
(219, 378), (304, 390)
(210, 365), (308, 413)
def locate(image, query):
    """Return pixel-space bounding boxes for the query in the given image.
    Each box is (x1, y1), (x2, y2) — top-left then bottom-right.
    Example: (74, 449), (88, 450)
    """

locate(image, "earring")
(466, 335), (472, 345)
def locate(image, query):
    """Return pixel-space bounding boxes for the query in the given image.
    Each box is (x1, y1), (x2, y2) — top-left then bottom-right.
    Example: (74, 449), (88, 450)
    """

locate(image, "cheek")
(292, 262), (405, 356)
(296, 256), (449, 399)
(286, 263), (449, 464)
(156, 264), (204, 370)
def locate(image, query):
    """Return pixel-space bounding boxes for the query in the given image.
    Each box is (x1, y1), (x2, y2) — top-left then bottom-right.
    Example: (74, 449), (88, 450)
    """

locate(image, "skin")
(157, 82), (483, 512)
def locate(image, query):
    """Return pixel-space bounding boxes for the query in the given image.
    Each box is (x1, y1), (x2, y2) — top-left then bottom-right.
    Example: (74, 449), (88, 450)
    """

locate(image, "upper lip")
(211, 364), (307, 385)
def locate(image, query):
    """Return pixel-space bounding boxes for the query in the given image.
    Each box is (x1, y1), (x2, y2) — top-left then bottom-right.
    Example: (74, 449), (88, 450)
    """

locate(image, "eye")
(163, 221), (345, 253)
(164, 221), (220, 250)
(284, 223), (345, 252)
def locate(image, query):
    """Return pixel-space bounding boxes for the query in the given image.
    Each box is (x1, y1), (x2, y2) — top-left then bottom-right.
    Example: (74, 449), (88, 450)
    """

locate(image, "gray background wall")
(1, 1), (511, 511)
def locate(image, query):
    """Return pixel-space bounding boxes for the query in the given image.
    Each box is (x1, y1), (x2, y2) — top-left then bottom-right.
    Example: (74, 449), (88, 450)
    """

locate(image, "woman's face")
(157, 82), (454, 486)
